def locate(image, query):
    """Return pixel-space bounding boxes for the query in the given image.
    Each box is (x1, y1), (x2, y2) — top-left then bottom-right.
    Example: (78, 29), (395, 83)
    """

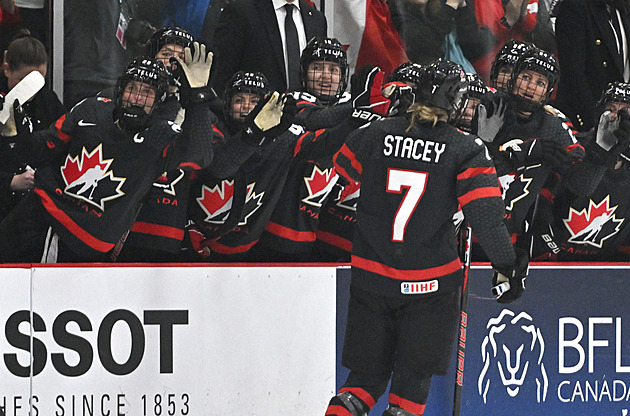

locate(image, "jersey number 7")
(386, 168), (428, 242)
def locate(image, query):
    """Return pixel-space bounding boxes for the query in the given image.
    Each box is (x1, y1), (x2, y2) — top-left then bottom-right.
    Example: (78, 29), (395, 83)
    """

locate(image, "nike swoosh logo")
(77, 120), (96, 127)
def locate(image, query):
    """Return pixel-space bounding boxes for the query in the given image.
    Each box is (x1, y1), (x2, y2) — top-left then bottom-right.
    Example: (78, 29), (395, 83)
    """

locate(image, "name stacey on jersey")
(382, 134), (446, 163)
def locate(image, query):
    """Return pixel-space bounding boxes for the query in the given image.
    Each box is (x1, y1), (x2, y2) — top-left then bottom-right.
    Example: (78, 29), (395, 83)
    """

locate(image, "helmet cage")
(114, 57), (169, 132)
(489, 40), (534, 89)
(147, 27), (194, 61)
(223, 71), (270, 128)
(508, 48), (559, 112)
(299, 37), (348, 103)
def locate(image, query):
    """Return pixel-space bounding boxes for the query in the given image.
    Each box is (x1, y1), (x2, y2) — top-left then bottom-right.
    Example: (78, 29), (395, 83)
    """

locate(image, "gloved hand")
(351, 65), (391, 116)
(473, 97), (507, 143)
(590, 108), (630, 167)
(242, 92), (297, 146)
(171, 41), (216, 107)
(499, 137), (569, 168)
(1, 100), (33, 137)
(491, 248), (529, 303)
(382, 81), (415, 116)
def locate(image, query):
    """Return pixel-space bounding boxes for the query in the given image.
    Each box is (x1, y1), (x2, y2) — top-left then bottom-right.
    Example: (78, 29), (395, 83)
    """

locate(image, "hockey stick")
(453, 224), (472, 416)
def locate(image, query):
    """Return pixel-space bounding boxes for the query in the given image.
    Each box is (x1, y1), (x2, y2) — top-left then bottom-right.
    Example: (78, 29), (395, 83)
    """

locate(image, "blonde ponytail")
(406, 103), (449, 132)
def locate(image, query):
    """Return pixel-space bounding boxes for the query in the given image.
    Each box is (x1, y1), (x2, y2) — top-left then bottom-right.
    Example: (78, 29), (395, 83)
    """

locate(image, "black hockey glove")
(170, 42), (217, 108)
(589, 109), (630, 167)
(491, 248), (529, 303)
(125, 18), (156, 48)
(500, 137), (569, 168)
(473, 96), (507, 143)
(242, 92), (296, 146)
(351, 65), (391, 116)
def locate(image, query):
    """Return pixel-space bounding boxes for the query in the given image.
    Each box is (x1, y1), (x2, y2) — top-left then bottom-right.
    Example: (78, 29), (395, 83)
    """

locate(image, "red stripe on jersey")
(54, 115), (71, 143)
(566, 143), (583, 153)
(212, 125), (224, 137)
(316, 230), (352, 252)
(35, 188), (115, 253)
(208, 239), (259, 254)
(130, 222), (184, 240)
(339, 387), (376, 407)
(178, 162), (202, 170)
(297, 100), (316, 107)
(541, 187), (554, 202)
(265, 221), (316, 242)
(294, 131), (311, 156)
(457, 166), (496, 180)
(389, 393), (426, 414)
(351, 255), (461, 280)
(457, 186), (502, 207)
(340, 143), (363, 175)
(325, 405), (353, 416)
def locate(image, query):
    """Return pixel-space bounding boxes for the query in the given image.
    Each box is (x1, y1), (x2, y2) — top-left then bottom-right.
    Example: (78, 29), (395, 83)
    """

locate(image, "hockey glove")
(500, 137), (569, 168)
(473, 96), (507, 143)
(351, 65), (391, 116)
(242, 92), (296, 146)
(171, 42), (216, 107)
(1, 100), (33, 137)
(589, 108), (630, 167)
(491, 248), (529, 303)
(382, 81), (415, 116)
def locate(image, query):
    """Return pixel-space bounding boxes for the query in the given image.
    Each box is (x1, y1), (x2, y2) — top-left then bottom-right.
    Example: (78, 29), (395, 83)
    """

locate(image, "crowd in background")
(1, 0), (630, 264)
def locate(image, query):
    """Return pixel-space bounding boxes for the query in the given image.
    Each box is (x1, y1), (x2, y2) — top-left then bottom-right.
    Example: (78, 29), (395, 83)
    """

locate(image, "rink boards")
(0, 263), (628, 415)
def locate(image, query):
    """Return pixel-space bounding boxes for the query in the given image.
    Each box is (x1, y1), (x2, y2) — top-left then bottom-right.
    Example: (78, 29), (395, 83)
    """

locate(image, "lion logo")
(478, 309), (548, 403)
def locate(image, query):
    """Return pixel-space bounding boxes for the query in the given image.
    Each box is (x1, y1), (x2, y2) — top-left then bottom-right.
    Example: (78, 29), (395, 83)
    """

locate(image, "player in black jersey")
(531, 81), (630, 261)
(324, 59), (528, 416)
(488, 39), (534, 92)
(0, 47), (217, 263)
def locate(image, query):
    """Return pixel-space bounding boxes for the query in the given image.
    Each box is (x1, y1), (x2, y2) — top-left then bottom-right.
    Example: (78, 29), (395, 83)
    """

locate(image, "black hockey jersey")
(29, 97), (212, 259)
(333, 116), (516, 297)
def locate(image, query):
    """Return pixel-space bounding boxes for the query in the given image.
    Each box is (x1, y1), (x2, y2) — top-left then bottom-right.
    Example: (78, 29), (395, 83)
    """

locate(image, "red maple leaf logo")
(563, 196), (624, 248)
(302, 165), (337, 207)
(61, 145), (111, 186)
(60, 144), (125, 210)
(197, 180), (234, 224)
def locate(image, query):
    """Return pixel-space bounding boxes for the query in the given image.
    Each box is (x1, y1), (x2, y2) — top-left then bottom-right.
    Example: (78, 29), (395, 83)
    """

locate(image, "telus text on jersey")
(383, 135), (446, 163)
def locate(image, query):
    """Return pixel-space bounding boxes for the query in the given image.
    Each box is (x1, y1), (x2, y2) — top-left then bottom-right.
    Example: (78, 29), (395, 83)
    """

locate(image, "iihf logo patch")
(400, 280), (438, 294)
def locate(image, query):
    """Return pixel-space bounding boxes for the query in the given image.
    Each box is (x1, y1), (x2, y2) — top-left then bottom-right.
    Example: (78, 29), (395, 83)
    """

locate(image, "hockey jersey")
(29, 96), (213, 259)
(333, 116), (516, 297)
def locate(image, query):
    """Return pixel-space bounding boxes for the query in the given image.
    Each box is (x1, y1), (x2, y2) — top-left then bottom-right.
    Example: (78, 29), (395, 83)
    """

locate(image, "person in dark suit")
(210, 0), (327, 93)
(554, 0), (630, 132)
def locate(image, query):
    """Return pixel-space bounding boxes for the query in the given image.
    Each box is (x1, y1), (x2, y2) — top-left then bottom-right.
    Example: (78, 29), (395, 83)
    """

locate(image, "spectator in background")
(14, 0), (47, 46)
(63, 0), (139, 107)
(389, 0), (495, 66)
(210, 0), (327, 93)
(554, 0), (630, 132)
(472, 0), (539, 84)
(0, 32), (65, 222)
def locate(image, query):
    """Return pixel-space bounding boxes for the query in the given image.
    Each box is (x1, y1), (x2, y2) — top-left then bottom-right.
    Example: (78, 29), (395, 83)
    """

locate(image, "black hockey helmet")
(597, 81), (630, 108)
(146, 26), (194, 59)
(223, 71), (270, 129)
(489, 39), (534, 90)
(300, 37), (349, 103)
(114, 56), (169, 132)
(508, 47), (559, 112)
(416, 58), (469, 121)
(457, 73), (493, 131)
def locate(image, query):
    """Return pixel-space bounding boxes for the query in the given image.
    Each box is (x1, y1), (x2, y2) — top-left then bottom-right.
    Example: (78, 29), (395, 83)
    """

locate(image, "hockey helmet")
(223, 71), (271, 129)
(508, 47), (559, 113)
(597, 81), (630, 108)
(147, 26), (194, 61)
(114, 56), (169, 132)
(415, 58), (469, 121)
(489, 40), (534, 90)
(458, 73), (493, 131)
(300, 37), (349, 103)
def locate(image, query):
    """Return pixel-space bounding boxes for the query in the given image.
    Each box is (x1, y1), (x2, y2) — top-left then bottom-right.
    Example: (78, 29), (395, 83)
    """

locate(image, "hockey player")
(254, 37), (352, 261)
(531, 81), (630, 260)
(488, 39), (534, 92)
(0, 46), (218, 262)
(325, 59), (528, 416)
(475, 47), (586, 243)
